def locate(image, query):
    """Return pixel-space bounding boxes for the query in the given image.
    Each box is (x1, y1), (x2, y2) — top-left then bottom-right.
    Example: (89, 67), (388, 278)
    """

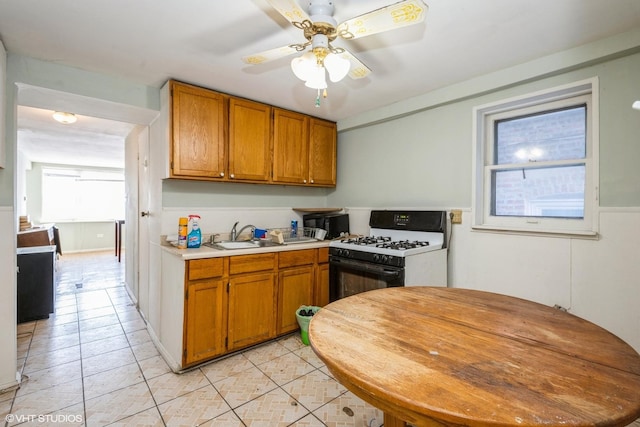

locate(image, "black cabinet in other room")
(17, 245), (56, 323)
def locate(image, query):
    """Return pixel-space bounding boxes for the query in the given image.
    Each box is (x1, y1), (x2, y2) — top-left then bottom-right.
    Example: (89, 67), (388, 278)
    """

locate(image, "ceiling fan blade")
(242, 45), (300, 65)
(266, 0), (311, 25)
(339, 50), (372, 80)
(338, 0), (428, 40)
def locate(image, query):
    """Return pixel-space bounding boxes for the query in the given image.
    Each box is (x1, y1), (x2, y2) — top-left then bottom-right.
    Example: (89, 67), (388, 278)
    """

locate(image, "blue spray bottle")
(187, 215), (202, 248)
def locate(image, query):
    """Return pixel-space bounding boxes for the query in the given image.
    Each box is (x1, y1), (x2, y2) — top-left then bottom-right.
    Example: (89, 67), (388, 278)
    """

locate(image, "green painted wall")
(329, 51), (640, 209)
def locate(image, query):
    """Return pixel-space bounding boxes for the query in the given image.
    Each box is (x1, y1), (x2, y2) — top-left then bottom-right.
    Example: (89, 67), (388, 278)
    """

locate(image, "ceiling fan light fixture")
(304, 65), (327, 90)
(52, 111), (77, 124)
(633, 100), (640, 110)
(324, 52), (350, 82)
(291, 51), (316, 81)
(246, 0), (429, 106)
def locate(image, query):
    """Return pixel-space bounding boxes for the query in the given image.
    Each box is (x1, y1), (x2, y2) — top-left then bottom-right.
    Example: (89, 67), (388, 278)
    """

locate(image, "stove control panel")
(370, 210), (446, 233)
(393, 213), (411, 226)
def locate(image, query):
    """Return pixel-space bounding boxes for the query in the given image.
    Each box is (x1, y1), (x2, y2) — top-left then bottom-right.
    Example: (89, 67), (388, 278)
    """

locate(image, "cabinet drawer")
(229, 253), (275, 275)
(188, 258), (225, 280)
(317, 247), (329, 264)
(279, 249), (315, 268)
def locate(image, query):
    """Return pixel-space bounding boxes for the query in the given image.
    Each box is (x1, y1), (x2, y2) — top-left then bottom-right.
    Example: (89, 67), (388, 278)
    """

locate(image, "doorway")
(15, 84), (158, 314)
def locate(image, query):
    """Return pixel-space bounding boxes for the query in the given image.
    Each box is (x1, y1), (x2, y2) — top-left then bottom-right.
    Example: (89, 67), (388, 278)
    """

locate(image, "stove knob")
(373, 254), (380, 262)
(381, 255), (389, 263)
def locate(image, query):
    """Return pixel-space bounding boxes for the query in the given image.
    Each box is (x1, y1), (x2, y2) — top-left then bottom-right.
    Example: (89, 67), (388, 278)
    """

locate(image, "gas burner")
(340, 236), (392, 246)
(376, 240), (430, 250)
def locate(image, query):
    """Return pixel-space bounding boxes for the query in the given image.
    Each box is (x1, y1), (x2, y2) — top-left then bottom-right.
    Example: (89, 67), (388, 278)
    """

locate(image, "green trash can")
(296, 305), (320, 345)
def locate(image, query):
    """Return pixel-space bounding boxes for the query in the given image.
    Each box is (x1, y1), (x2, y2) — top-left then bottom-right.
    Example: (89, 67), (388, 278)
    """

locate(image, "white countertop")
(160, 240), (330, 260)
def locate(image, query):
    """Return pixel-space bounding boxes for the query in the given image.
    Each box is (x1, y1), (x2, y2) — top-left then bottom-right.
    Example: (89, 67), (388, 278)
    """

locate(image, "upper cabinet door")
(170, 81), (227, 179)
(228, 98), (271, 182)
(272, 109), (309, 185)
(308, 118), (337, 187)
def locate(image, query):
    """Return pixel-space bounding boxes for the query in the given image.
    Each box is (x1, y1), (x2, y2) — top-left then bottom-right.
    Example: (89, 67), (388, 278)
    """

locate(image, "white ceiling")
(2, 0), (640, 168)
(17, 106), (136, 169)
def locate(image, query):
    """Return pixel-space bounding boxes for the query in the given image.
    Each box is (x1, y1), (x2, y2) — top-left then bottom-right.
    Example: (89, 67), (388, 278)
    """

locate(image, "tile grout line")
(250, 348), (320, 423)
(108, 288), (167, 427)
(76, 291), (89, 427)
(6, 316), (37, 427)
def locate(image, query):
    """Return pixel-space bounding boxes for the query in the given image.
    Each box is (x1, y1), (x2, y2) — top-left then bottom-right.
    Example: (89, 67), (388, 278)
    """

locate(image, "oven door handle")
(330, 257), (402, 277)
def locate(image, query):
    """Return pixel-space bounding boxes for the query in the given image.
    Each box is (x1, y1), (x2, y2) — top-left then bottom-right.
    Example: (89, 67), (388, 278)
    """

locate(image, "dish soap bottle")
(187, 215), (202, 248)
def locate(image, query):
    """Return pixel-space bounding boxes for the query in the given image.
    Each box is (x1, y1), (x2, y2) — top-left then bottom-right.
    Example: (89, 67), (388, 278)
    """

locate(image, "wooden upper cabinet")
(228, 98), (272, 182)
(272, 108), (336, 187)
(309, 118), (337, 187)
(166, 80), (337, 186)
(170, 81), (227, 179)
(272, 109), (310, 185)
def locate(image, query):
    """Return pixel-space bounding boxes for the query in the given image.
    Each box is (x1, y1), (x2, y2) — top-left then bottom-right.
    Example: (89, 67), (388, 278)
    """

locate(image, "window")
(42, 167), (125, 221)
(472, 79), (598, 236)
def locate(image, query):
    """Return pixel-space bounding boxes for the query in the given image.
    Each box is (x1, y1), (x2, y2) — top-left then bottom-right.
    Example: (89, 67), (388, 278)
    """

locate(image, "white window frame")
(471, 78), (599, 237)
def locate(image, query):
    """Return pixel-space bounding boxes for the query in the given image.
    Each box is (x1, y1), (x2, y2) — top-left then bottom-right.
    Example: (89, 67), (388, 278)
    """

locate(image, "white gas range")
(328, 210), (448, 301)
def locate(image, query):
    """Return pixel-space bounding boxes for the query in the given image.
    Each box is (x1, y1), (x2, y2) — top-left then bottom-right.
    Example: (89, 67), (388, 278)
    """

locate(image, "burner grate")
(340, 236), (391, 245)
(339, 236), (431, 251)
(376, 240), (430, 250)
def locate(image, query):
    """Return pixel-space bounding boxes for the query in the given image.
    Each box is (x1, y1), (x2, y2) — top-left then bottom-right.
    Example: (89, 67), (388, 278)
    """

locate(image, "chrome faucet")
(230, 222), (256, 241)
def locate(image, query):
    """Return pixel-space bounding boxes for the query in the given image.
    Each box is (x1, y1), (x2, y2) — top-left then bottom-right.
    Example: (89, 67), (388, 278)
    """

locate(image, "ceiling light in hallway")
(52, 111), (77, 124)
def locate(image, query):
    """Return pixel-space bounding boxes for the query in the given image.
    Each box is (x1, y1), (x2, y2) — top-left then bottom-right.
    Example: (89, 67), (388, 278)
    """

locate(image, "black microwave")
(303, 213), (349, 239)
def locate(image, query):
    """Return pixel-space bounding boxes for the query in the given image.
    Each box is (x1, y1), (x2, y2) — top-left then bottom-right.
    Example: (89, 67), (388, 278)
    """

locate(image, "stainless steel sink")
(202, 237), (317, 250)
(283, 237), (318, 244)
(216, 241), (260, 249)
(203, 239), (280, 250)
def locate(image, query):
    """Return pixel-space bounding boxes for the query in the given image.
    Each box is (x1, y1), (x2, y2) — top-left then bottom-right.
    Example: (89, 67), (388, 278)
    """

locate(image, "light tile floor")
(2, 250), (383, 427)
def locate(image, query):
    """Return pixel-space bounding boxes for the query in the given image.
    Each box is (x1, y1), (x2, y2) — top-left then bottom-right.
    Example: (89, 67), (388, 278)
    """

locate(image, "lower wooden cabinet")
(183, 258), (227, 366)
(182, 247), (330, 367)
(278, 266), (314, 335)
(315, 247), (330, 307)
(315, 263), (330, 307)
(277, 248), (315, 335)
(228, 272), (276, 351)
(184, 278), (226, 365)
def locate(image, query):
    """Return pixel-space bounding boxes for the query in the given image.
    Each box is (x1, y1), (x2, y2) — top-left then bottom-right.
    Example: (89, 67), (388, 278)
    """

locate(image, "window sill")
(471, 224), (599, 240)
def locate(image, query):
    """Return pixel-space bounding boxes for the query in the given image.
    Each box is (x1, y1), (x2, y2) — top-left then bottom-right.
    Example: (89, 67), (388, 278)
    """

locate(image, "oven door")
(329, 256), (404, 301)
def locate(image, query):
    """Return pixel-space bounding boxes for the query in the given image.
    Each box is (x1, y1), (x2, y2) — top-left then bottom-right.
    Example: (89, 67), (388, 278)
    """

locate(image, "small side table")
(114, 219), (125, 262)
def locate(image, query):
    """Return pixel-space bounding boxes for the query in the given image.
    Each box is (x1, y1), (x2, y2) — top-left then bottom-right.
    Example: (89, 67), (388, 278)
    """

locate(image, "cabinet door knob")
(141, 211), (150, 217)
(303, 179), (307, 184)
(230, 174), (235, 179)
(220, 172), (225, 177)
(310, 178), (315, 184)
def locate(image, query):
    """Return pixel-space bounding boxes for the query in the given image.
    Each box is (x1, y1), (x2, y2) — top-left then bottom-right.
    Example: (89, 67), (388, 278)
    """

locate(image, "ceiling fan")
(242, 0), (428, 106)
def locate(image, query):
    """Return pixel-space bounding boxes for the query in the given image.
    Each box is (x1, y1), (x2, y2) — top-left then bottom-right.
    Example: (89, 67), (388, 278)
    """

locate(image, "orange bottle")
(177, 217), (188, 249)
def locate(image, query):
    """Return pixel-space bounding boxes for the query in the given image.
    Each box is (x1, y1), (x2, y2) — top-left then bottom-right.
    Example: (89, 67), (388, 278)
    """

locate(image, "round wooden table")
(308, 287), (640, 427)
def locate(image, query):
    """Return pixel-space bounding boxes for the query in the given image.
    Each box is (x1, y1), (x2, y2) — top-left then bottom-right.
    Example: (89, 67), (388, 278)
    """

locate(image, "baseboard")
(146, 324), (181, 373)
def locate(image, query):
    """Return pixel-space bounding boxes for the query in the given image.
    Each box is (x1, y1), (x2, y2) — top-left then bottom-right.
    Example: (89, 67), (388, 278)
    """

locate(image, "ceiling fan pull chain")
(315, 89), (321, 107)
